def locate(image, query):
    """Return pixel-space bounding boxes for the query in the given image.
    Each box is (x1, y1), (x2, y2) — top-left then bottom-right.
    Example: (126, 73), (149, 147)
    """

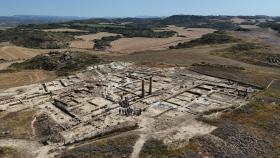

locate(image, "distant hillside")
(0, 15), (87, 27)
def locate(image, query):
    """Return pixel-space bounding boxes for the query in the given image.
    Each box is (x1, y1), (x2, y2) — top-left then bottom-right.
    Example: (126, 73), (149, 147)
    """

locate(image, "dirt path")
(267, 79), (278, 89)
(130, 134), (148, 158)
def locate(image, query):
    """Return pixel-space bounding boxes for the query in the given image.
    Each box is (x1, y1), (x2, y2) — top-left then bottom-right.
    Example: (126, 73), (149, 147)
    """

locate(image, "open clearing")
(0, 45), (46, 61)
(0, 70), (56, 89)
(70, 32), (119, 49)
(110, 27), (215, 53)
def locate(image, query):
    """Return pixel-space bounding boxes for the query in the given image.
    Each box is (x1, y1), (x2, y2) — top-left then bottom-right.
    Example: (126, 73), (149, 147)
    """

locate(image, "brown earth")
(0, 70), (57, 89)
(228, 28), (280, 50)
(70, 32), (120, 49)
(107, 43), (280, 87)
(0, 110), (35, 139)
(0, 44), (46, 61)
(110, 27), (215, 53)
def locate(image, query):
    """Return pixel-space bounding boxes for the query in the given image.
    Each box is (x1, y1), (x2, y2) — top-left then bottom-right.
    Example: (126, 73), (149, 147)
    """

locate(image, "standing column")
(142, 80), (145, 98)
(149, 77), (153, 95)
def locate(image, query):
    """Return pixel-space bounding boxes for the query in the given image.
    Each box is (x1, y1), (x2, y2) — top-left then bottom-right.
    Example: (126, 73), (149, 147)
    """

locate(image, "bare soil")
(107, 44), (280, 87)
(110, 27), (215, 53)
(70, 32), (120, 49)
(0, 70), (57, 89)
(0, 45), (46, 61)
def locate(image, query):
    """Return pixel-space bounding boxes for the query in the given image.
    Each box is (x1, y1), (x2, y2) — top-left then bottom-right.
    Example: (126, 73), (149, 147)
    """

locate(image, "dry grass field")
(0, 110), (36, 139)
(0, 70), (56, 89)
(110, 37), (186, 53)
(70, 32), (120, 49)
(108, 43), (280, 87)
(227, 28), (280, 52)
(110, 27), (215, 53)
(69, 40), (94, 50)
(0, 45), (46, 61)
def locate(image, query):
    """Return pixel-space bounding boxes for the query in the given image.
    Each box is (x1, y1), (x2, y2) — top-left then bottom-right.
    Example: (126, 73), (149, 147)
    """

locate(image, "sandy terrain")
(110, 27), (215, 53)
(43, 28), (89, 33)
(0, 45), (46, 61)
(70, 32), (120, 49)
(0, 70), (57, 89)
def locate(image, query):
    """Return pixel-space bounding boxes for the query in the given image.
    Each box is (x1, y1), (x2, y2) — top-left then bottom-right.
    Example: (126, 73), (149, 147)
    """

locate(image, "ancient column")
(142, 79), (145, 98)
(149, 77), (153, 95)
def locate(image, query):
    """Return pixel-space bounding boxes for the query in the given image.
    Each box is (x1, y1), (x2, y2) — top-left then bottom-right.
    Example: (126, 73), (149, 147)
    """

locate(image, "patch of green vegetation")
(94, 35), (122, 51)
(259, 22), (280, 33)
(0, 69), (17, 73)
(0, 110), (35, 139)
(170, 31), (238, 49)
(17, 19), (176, 38)
(222, 88), (280, 128)
(72, 23), (126, 29)
(57, 134), (138, 158)
(65, 21), (176, 38)
(10, 51), (104, 76)
(194, 21), (241, 30)
(215, 43), (280, 68)
(226, 43), (266, 52)
(139, 138), (200, 158)
(0, 147), (20, 158)
(17, 23), (65, 30)
(195, 81), (280, 157)
(162, 15), (241, 30)
(0, 28), (73, 49)
(192, 62), (245, 71)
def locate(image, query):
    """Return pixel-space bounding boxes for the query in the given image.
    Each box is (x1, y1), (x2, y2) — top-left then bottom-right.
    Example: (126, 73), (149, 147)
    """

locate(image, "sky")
(0, 0), (279, 17)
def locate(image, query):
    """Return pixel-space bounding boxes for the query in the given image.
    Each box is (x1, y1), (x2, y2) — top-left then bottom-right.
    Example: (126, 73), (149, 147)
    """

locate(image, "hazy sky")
(0, 0), (279, 17)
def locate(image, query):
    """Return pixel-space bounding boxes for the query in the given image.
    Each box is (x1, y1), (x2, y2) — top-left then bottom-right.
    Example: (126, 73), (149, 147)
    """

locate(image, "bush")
(94, 35), (122, 50)
(170, 31), (238, 49)
(0, 28), (73, 49)
(10, 51), (103, 76)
